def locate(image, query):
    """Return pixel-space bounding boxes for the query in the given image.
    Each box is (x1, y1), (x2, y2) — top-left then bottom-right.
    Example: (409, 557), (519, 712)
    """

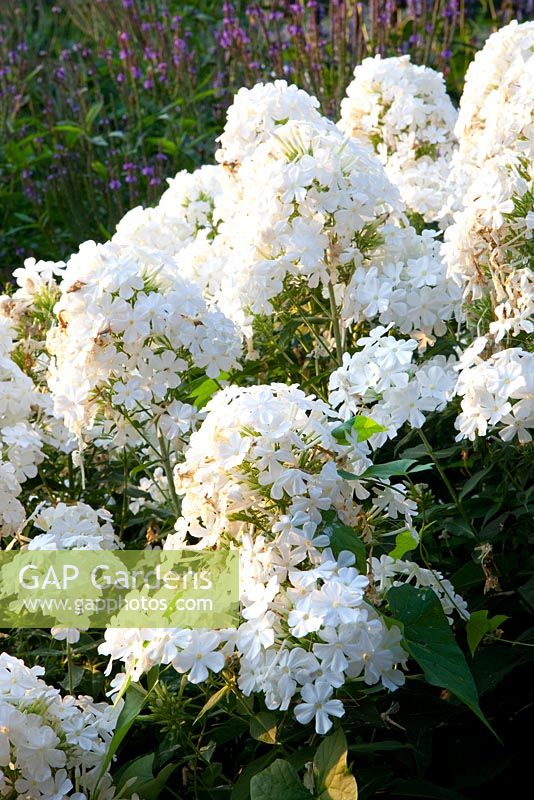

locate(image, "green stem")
(67, 641), (74, 695)
(294, 307), (334, 359)
(120, 448), (128, 541)
(67, 452), (76, 499)
(327, 280), (343, 366)
(158, 433), (181, 518)
(417, 428), (477, 539)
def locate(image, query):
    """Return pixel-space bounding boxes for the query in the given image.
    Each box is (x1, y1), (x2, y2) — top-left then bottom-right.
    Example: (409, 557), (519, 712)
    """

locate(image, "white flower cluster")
(339, 55), (458, 223)
(442, 20), (534, 443)
(0, 653), (122, 800)
(198, 81), (460, 342)
(20, 501), (122, 645)
(444, 19), (534, 311)
(10, 257), (65, 309)
(112, 164), (230, 269)
(371, 555), (469, 621)
(171, 383), (372, 546)
(210, 114), (403, 334)
(47, 237), (242, 439)
(329, 327), (457, 440)
(0, 260), (79, 465)
(56, 80), (459, 357)
(215, 79), (325, 165)
(454, 338), (534, 442)
(26, 502), (121, 551)
(0, 317), (44, 538)
(454, 20), (534, 167)
(101, 384), (424, 734)
(443, 157), (534, 327)
(342, 224), (462, 338)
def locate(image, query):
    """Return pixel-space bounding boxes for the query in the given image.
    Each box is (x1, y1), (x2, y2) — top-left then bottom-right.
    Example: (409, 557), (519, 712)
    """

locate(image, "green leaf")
(326, 520), (366, 573)
(250, 759), (312, 800)
(387, 585), (495, 735)
(94, 683), (148, 787)
(459, 467), (492, 500)
(85, 100), (103, 131)
(231, 753), (276, 800)
(361, 459), (431, 481)
(339, 460), (431, 483)
(59, 664), (84, 691)
(148, 136), (178, 155)
(90, 135), (108, 147)
(389, 530), (419, 560)
(348, 740), (410, 753)
(332, 415), (386, 445)
(91, 160), (107, 178)
(13, 212), (34, 224)
(359, 459), (416, 479)
(188, 373), (228, 409)
(313, 729), (358, 800)
(194, 684), (230, 723)
(140, 763), (179, 800)
(115, 754), (178, 800)
(53, 123), (84, 135)
(115, 753), (154, 794)
(250, 711), (278, 745)
(466, 610), (509, 657)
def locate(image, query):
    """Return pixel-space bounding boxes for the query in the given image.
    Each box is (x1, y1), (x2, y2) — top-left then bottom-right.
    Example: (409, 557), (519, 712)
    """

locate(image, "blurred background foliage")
(1, 0), (532, 278)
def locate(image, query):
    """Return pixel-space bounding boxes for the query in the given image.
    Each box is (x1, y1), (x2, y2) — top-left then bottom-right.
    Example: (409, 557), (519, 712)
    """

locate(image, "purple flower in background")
(108, 179), (121, 190)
